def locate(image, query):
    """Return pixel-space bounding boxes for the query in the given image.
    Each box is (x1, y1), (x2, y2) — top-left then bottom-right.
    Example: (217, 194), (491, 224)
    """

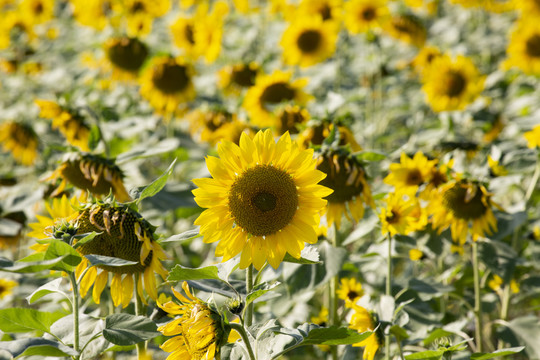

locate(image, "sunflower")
(337, 277), (364, 307)
(409, 248), (423, 261)
(384, 13), (426, 48)
(411, 46), (442, 75)
(187, 108), (253, 146)
(421, 54), (485, 113)
(379, 192), (426, 236)
(514, 0), (540, 18)
(35, 99), (91, 151)
(311, 306), (329, 326)
(349, 305), (384, 360)
(70, 0), (114, 30)
(488, 274), (520, 294)
(45, 152), (131, 202)
(139, 55), (196, 116)
(192, 130), (332, 270)
(243, 70), (311, 128)
(19, 0), (55, 25)
(170, 15), (198, 59)
(343, 0), (390, 34)
(504, 20), (540, 75)
(217, 62), (260, 95)
(297, 122), (362, 151)
(525, 124), (540, 148)
(384, 152), (437, 194)
(102, 36), (148, 81)
(275, 105), (310, 135)
(0, 121), (38, 165)
(109, 0), (169, 37)
(317, 150), (374, 229)
(280, 15), (339, 67)
(295, 0), (343, 23)
(0, 279), (17, 299)
(158, 282), (224, 360)
(0, 10), (36, 50)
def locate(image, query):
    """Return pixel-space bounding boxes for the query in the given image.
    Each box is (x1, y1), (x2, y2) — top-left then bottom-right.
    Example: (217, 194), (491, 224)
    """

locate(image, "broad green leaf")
(88, 125), (101, 151)
(167, 264), (220, 282)
(0, 338), (78, 358)
(161, 229), (200, 243)
(0, 254), (70, 273)
(390, 325), (409, 340)
(84, 254), (138, 268)
(0, 308), (65, 334)
(103, 314), (160, 346)
(470, 346), (525, 359)
(404, 350), (446, 360)
(506, 316), (540, 359)
(135, 159), (177, 205)
(27, 278), (69, 304)
(72, 232), (101, 249)
(355, 151), (387, 161)
(43, 239), (82, 273)
(246, 282), (280, 306)
(300, 326), (372, 346)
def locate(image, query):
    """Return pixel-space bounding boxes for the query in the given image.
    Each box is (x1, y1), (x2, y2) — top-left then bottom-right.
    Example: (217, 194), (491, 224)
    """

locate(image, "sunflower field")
(1, 0), (540, 359)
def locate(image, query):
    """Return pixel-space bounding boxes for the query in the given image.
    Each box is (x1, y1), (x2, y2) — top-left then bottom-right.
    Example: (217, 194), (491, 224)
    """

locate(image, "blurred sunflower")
(275, 105), (310, 135)
(384, 152), (437, 194)
(103, 36), (148, 81)
(411, 45), (441, 75)
(0, 121), (38, 165)
(384, 13), (426, 48)
(349, 305), (383, 360)
(295, 0), (342, 23)
(337, 277), (364, 307)
(218, 62), (259, 95)
(311, 306), (329, 326)
(45, 152), (131, 202)
(139, 55), (196, 116)
(280, 15), (339, 67)
(170, 15), (197, 59)
(298, 122), (362, 151)
(243, 70), (311, 128)
(35, 99), (91, 151)
(111, 0), (170, 36)
(19, 0), (55, 25)
(187, 108), (252, 146)
(317, 150), (374, 229)
(428, 179), (498, 246)
(70, 0), (114, 30)
(379, 192), (426, 236)
(0, 279), (17, 299)
(524, 124), (540, 148)
(343, 0), (389, 34)
(514, 0), (540, 17)
(504, 20), (540, 75)
(192, 130), (332, 270)
(421, 54), (485, 113)
(158, 282), (225, 360)
(0, 10), (35, 50)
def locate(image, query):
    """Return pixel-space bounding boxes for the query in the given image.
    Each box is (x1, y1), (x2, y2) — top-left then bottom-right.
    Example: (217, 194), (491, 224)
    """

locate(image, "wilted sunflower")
(298, 122), (362, 151)
(0, 279), (17, 299)
(218, 62), (259, 95)
(35, 99), (91, 151)
(0, 121), (38, 165)
(428, 179), (498, 246)
(349, 305), (383, 360)
(384, 13), (426, 48)
(525, 124), (540, 148)
(103, 36), (148, 81)
(280, 15), (339, 67)
(337, 277), (364, 307)
(192, 130), (332, 270)
(503, 20), (540, 75)
(317, 150), (374, 229)
(45, 152), (131, 202)
(187, 108), (252, 146)
(384, 152), (437, 194)
(158, 282), (225, 360)
(379, 192), (427, 236)
(343, 0), (390, 34)
(275, 105), (310, 135)
(139, 55), (196, 115)
(421, 54), (485, 113)
(243, 70), (311, 128)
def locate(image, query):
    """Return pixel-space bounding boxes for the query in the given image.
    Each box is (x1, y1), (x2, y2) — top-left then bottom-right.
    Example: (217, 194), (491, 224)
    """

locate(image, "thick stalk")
(68, 272), (80, 355)
(472, 241), (484, 353)
(135, 274), (147, 358)
(245, 265), (254, 327)
(385, 234), (392, 360)
(229, 322), (256, 360)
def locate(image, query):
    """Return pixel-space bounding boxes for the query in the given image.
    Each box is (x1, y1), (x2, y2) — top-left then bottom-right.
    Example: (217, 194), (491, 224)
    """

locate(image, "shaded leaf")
(246, 282), (280, 306)
(0, 338), (78, 358)
(27, 278), (69, 304)
(84, 254), (138, 268)
(470, 347), (525, 359)
(135, 159), (177, 205)
(161, 229), (200, 243)
(168, 264), (220, 282)
(103, 314), (160, 346)
(0, 254), (71, 273)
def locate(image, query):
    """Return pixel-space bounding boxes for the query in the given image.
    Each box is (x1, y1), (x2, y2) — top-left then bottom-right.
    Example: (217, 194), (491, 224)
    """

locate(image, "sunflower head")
(337, 277), (364, 307)
(218, 62), (259, 95)
(0, 121), (38, 165)
(104, 36), (148, 77)
(441, 180), (490, 221)
(343, 0), (390, 34)
(298, 122), (362, 151)
(276, 105), (310, 135)
(379, 192), (426, 236)
(385, 13), (426, 48)
(0, 279), (17, 299)
(349, 305), (384, 360)
(504, 20), (540, 75)
(384, 152), (437, 194)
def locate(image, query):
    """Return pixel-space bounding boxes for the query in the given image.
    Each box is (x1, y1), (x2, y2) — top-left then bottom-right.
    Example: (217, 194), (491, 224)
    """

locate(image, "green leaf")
(161, 229), (200, 243)
(404, 350), (446, 360)
(27, 278), (69, 304)
(355, 151), (387, 161)
(88, 125), (101, 151)
(43, 239), (82, 273)
(423, 328), (455, 345)
(390, 325), (409, 340)
(72, 232), (101, 250)
(135, 159), (177, 205)
(103, 314), (160, 346)
(167, 264), (220, 282)
(246, 282), (280, 306)
(0, 254), (71, 273)
(506, 316), (540, 359)
(0, 338), (78, 358)
(470, 347), (525, 359)
(84, 254), (138, 268)
(282, 245), (320, 265)
(0, 308), (65, 334)
(300, 326), (372, 346)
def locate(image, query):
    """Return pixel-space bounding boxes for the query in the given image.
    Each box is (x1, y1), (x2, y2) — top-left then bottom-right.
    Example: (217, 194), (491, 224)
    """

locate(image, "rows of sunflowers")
(1, 0), (540, 359)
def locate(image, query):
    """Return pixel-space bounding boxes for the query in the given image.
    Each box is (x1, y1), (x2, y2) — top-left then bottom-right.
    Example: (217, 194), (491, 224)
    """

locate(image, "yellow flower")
(297, 122), (362, 151)
(317, 150), (374, 229)
(514, 0), (540, 18)
(379, 192), (426, 236)
(428, 179), (498, 246)
(112, 0), (170, 36)
(488, 275), (520, 294)
(158, 282), (224, 360)
(187, 108), (253, 146)
(103, 36), (149, 81)
(411, 46), (442, 75)
(409, 248), (423, 261)
(421, 54), (485, 113)
(349, 305), (383, 360)
(243, 70), (311, 128)
(384, 13), (427, 48)
(280, 15), (339, 67)
(504, 20), (540, 75)
(524, 124), (540, 148)
(343, 0), (390, 34)
(217, 62), (260, 95)
(275, 105), (310, 136)
(139, 55), (196, 115)
(295, 0), (343, 23)
(311, 306), (329, 325)
(488, 155), (508, 177)
(70, 0), (114, 30)
(28, 194), (82, 241)
(337, 278), (364, 307)
(0, 279), (17, 299)
(384, 152), (437, 194)
(0, 121), (38, 165)
(19, 0), (55, 25)
(192, 130), (332, 270)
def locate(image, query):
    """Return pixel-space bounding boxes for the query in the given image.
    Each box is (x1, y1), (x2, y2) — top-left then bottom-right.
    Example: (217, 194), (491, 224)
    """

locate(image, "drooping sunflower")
(316, 150), (374, 229)
(35, 99), (91, 151)
(524, 124), (540, 148)
(0, 121), (38, 165)
(379, 192), (427, 236)
(503, 20), (540, 75)
(192, 130), (332, 270)
(187, 107), (253, 146)
(343, 0), (390, 35)
(384, 13), (427, 48)
(102, 36), (148, 81)
(280, 15), (339, 67)
(139, 55), (196, 115)
(217, 62), (260, 96)
(243, 70), (311, 128)
(45, 152), (131, 202)
(383, 152), (437, 194)
(421, 54), (485, 113)
(275, 105), (310, 135)
(158, 282), (225, 360)
(0, 279), (17, 299)
(337, 277), (364, 307)
(349, 305), (384, 360)
(428, 179), (498, 246)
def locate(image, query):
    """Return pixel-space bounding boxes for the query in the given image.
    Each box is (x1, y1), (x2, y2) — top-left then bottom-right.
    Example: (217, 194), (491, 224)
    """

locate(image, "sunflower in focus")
(337, 277), (364, 307)
(187, 108), (253, 146)
(428, 179), (498, 247)
(343, 0), (390, 34)
(45, 152), (131, 202)
(139, 55), (196, 116)
(379, 192), (426, 236)
(298, 122), (362, 151)
(280, 15), (339, 67)
(192, 130), (332, 270)
(243, 70), (311, 128)
(317, 150), (374, 229)
(275, 105), (310, 135)
(0, 279), (17, 299)
(504, 20), (540, 75)
(218, 62), (259, 95)
(384, 152), (437, 194)
(384, 13), (426, 48)
(35, 99), (91, 151)
(525, 124), (540, 148)
(0, 121), (38, 165)
(102, 36), (148, 81)
(349, 305), (384, 360)
(158, 282), (225, 360)
(421, 54), (485, 113)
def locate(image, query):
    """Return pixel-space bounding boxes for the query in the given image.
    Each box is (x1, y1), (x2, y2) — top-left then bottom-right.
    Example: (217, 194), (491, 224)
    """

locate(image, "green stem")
(385, 234), (393, 360)
(245, 265), (254, 327)
(68, 272), (80, 355)
(497, 284), (511, 350)
(395, 335), (405, 360)
(525, 153), (540, 203)
(135, 274), (147, 358)
(330, 226), (340, 360)
(472, 241), (484, 353)
(229, 322), (256, 360)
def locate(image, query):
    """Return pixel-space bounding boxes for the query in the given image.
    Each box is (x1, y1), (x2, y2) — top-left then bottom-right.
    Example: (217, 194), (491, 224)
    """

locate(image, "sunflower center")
(232, 66), (257, 87)
(445, 71), (466, 97)
(260, 82), (295, 105)
(361, 7), (376, 21)
(386, 210), (400, 224)
(319, 4), (332, 20)
(406, 169), (423, 186)
(278, 107), (305, 134)
(185, 24), (195, 45)
(442, 183), (487, 220)
(228, 164), (298, 237)
(152, 62), (189, 94)
(297, 30), (322, 54)
(526, 34), (540, 58)
(131, 1), (145, 13)
(317, 154), (365, 203)
(107, 37), (148, 72)
(429, 169), (447, 188)
(33, 1), (44, 15)
(205, 111), (232, 131)
(347, 290), (359, 301)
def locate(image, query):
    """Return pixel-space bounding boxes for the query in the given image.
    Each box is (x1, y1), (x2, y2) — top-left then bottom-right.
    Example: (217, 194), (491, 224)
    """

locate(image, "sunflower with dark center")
(0, 121), (38, 165)
(45, 152), (131, 202)
(336, 277), (364, 307)
(344, 0), (389, 34)
(421, 54), (485, 113)
(316, 150), (374, 229)
(187, 108), (252, 145)
(504, 20), (540, 75)
(103, 36), (148, 80)
(218, 62), (260, 95)
(139, 55), (196, 115)
(429, 179), (498, 247)
(280, 15), (339, 67)
(384, 152), (437, 195)
(295, 0), (343, 23)
(243, 70), (311, 127)
(276, 105), (310, 135)
(384, 13), (426, 48)
(379, 192), (426, 236)
(192, 129), (332, 270)
(349, 305), (384, 360)
(298, 122), (362, 151)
